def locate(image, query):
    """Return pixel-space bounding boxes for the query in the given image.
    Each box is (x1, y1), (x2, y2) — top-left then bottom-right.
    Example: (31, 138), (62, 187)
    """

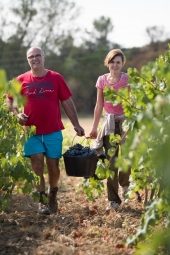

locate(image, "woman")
(89, 49), (130, 211)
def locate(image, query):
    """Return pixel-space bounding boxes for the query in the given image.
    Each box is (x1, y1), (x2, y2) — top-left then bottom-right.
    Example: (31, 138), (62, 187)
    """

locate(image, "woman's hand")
(89, 128), (98, 139)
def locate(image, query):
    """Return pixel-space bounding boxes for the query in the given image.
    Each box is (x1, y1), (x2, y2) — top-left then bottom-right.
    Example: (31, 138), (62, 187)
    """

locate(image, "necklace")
(31, 69), (48, 82)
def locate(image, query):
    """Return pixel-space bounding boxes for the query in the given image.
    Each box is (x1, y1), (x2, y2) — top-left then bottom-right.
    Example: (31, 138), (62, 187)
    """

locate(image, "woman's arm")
(89, 88), (104, 138)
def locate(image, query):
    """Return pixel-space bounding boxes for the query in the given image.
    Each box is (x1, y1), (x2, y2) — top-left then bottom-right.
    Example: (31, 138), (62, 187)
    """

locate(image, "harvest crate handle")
(72, 135), (90, 147)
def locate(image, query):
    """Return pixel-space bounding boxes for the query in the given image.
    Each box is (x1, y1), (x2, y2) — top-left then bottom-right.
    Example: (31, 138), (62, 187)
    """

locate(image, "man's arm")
(61, 97), (85, 136)
(6, 97), (19, 115)
(6, 97), (28, 125)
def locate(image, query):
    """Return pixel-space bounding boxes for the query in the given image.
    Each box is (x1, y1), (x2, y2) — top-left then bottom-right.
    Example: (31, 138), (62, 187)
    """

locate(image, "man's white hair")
(26, 46), (45, 56)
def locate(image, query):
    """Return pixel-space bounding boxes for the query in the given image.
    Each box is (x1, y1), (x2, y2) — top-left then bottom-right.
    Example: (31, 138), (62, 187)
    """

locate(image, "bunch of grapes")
(63, 143), (97, 157)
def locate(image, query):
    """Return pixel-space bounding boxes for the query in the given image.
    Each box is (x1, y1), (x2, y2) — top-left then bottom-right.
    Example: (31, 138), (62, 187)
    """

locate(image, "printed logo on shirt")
(24, 81), (54, 99)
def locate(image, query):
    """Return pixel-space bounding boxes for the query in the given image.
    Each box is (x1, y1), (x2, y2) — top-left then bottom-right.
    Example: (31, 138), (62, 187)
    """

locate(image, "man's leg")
(46, 157), (60, 213)
(30, 153), (50, 215)
(30, 153), (45, 192)
(46, 158), (60, 188)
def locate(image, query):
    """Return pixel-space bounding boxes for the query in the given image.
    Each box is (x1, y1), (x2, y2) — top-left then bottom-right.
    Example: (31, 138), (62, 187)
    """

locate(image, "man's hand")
(74, 125), (85, 136)
(61, 98), (85, 137)
(17, 113), (28, 126)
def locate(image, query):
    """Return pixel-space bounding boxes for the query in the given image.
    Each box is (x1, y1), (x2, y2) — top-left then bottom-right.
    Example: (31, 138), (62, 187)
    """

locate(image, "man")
(6, 46), (85, 215)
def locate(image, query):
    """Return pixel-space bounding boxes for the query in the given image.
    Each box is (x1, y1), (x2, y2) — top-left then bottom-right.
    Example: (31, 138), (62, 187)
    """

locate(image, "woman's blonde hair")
(104, 49), (126, 67)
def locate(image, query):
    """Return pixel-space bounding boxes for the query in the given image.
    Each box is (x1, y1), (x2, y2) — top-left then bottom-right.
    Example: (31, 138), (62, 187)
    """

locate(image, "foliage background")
(0, 0), (170, 115)
(1, 1), (170, 253)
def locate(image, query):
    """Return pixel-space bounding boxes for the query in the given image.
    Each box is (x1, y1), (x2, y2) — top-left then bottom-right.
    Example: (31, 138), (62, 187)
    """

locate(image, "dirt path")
(0, 170), (144, 255)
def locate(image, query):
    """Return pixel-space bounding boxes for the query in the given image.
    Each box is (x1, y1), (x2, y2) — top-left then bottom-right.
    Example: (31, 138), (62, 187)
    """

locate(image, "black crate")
(63, 156), (98, 177)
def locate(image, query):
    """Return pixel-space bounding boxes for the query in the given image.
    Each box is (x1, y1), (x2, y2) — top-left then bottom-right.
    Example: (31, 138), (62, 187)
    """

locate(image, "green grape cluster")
(23, 125), (36, 137)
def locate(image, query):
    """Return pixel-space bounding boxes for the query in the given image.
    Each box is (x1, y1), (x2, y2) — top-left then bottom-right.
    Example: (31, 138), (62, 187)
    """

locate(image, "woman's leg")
(103, 136), (122, 205)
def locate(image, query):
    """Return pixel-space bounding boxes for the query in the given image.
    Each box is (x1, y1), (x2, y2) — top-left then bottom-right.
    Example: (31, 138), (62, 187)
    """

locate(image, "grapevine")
(1, 43), (170, 253)
(22, 125), (37, 138)
(0, 72), (38, 210)
(104, 45), (170, 253)
(64, 45), (170, 253)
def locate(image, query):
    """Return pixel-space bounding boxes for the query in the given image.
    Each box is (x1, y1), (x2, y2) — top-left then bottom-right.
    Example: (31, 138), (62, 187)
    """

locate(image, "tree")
(93, 16), (113, 47)
(146, 26), (166, 44)
(83, 16), (118, 50)
(1, 0), (79, 51)
(0, 0), (80, 79)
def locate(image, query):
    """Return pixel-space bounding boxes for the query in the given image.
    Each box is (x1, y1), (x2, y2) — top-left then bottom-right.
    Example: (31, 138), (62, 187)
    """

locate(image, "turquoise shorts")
(24, 131), (63, 158)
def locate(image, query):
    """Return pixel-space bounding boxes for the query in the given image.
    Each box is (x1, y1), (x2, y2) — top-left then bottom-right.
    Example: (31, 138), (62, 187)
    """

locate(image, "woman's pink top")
(96, 72), (129, 115)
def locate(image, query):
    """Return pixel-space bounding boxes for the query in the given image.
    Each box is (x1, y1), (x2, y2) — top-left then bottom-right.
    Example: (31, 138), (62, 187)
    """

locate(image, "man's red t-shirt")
(8, 70), (72, 134)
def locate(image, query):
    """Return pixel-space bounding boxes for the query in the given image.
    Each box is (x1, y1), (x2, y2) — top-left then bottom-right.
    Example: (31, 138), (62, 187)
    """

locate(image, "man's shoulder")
(17, 71), (30, 81)
(47, 70), (61, 77)
(47, 69), (64, 79)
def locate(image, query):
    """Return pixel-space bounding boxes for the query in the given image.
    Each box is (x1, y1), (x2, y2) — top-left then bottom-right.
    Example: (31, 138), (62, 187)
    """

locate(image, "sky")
(73, 0), (170, 48)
